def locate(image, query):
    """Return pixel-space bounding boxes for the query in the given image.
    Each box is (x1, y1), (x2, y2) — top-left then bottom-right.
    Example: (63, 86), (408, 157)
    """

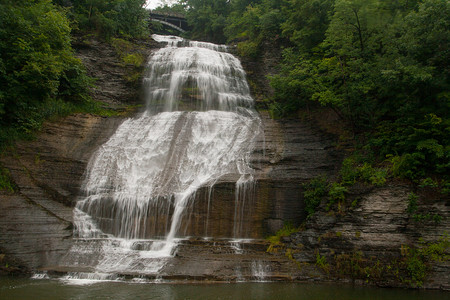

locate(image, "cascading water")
(61, 35), (263, 277)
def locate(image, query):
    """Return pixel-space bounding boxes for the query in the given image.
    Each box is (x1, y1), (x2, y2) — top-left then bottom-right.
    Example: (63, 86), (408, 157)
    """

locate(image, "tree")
(281, 0), (334, 53)
(0, 0), (89, 134)
(182, 0), (231, 43)
(69, 0), (149, 38)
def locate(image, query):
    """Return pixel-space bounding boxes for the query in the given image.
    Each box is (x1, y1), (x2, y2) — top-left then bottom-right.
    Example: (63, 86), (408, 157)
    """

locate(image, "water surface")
(1, 278), (448, 300)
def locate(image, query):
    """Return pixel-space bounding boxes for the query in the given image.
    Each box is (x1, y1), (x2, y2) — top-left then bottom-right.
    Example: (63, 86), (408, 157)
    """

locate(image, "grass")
(266, 223), (299, 253)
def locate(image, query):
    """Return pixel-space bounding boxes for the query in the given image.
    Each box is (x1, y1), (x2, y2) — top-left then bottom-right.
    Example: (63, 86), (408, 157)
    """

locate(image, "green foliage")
(358, 163), (388, 186)
(340, 157), (360, 185)
(123, 54), (144, 67)
(331, 236), (449, 287)
(0, 0), (92, 148)
(406, 192), (443, 224)
(110, 37), (146, 84)
(388, 154), (423, 180)
(340, 156), (388, 186)
(182, 0), (231, 43)
(402, 247), (428, 288)
(266, 222), (299, 253)
(406, 192), (419, 215)
(419, 177), (439, 188)
(281, 0), (334, 52)
(0, 167), (15, 193)
(315, 252), (329, 273)
(236, 40), (261, 59)
(266, 0), (449, 181)
(419, 235), (450, 262)
(327, 182), (347, 210)
(412, 213), (442, 224)
(302, 176), (327, 217)
(68, 0), (149, 38)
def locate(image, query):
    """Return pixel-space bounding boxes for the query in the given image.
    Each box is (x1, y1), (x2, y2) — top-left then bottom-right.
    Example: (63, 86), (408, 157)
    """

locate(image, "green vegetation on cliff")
(176, 0), (449, 188)
(0, 0), (90, 148)
(0, 0), (149, 151)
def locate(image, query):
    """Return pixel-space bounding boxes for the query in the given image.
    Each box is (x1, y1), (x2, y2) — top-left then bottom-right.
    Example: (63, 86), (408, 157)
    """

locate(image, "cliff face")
(0, 35), (341, 273)
(285, 184), (449, 289)
(0, 114), (124, 273)
(0, 110), (341, 272)
(0, 35), (150, 273)
(0, 35), (447, 289)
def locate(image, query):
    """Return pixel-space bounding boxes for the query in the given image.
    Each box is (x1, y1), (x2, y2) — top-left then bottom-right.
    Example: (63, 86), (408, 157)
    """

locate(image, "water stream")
(61, 35), (263, 277)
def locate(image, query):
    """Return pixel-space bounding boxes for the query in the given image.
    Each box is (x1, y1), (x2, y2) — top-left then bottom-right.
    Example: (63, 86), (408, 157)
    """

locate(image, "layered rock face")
(0, 110), (340, 272)
(284, 184), (450, 289)
(179, 112), (341, 239)
(0, 36), (447, 290)
(0, 114), (124, 271)
(0, 36), (149, 272)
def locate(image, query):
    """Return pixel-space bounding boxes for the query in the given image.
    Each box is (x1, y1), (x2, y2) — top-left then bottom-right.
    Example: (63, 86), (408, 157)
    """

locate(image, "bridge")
(149, 12), (189, 33)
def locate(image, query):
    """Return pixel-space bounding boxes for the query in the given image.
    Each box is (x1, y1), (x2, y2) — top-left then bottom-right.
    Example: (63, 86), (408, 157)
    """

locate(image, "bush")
(303, 176), (327, 217)
(0, 167), (15, 193)
(237, 40), (261, 59)
(389, 153), (426, 180)
(69, 0), (149, 38)
(327, 182), (348, 210)
(0, 0), (91, 144)
(340, 157), (360, 185)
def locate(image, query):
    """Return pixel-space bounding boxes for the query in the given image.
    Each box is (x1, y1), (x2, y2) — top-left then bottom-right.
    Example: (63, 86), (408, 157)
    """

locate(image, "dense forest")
(0, 0), (148, 150)
(1, 0), (448, 194)
(175, 0), (449, 195)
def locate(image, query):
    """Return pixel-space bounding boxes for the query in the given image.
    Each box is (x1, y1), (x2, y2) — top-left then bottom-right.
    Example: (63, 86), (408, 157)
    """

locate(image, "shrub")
(327, 182), (348, 210)
(237, 40), (261, 59)
(340, 157), (359, 185)
(0, 167), (15, 193)
(303, 176), (327, 217)
(406, 192), (419, 214)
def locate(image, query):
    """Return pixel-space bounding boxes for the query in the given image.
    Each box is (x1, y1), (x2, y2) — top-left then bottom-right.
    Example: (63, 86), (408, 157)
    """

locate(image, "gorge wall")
(0, 36), (447, 290)
(0, 35), (340, 272)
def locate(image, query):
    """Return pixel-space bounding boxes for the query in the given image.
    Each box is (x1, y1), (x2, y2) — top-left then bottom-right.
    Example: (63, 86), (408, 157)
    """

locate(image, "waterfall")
(64, 35), (263, 275)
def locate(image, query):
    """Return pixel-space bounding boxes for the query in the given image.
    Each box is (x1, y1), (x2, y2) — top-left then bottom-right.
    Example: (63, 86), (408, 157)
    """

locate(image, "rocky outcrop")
(73, 34), (156, 108)
(281, 184), (450, 289)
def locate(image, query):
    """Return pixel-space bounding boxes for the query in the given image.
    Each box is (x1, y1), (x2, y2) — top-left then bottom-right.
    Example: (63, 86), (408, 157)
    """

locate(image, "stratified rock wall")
(287, 184), (449, 289)
(0, 35), (447, 290)
(0, 114), (124, 270)
(253, 113), (341, 234)
(0, 35), (152, 271)
(0, 35), (344, 272)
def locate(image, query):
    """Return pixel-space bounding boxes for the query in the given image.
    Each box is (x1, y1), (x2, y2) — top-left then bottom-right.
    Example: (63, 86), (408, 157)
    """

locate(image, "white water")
(62, 35), (263, 276)
(251, 261), (270, 282)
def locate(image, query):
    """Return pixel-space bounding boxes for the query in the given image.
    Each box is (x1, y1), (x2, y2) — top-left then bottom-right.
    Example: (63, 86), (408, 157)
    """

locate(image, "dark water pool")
(1, 278), (449, 300)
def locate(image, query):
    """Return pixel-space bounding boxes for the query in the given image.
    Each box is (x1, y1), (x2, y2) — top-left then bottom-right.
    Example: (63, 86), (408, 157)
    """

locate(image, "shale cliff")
(0, 35), (154, 274)
(0, 36), (448, 290)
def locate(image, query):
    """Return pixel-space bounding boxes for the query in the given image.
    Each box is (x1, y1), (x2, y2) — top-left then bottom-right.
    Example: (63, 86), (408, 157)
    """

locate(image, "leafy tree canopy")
(180, 0), (449, 182)
(0, 0), (90, 136)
